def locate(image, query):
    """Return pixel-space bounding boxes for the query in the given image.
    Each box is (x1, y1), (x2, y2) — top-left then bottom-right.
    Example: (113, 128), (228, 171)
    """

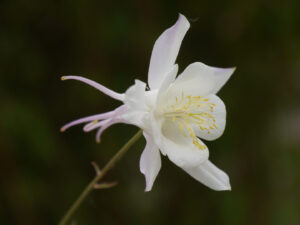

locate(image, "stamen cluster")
(162, 92), (218, 150)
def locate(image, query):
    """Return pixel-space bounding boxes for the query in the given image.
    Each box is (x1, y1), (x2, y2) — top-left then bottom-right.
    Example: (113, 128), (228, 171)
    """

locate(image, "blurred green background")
(1, 0), (300, 224)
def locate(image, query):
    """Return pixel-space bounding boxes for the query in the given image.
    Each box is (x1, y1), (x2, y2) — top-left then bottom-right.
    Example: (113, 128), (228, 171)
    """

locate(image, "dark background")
(1, 0), (300, 224)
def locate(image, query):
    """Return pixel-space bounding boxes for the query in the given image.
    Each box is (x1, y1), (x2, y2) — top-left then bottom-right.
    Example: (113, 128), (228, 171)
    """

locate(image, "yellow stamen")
(163, 92), (217, 150)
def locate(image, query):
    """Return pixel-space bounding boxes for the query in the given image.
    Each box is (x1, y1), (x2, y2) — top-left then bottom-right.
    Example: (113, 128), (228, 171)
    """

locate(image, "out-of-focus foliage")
(0, 0), (300, 224)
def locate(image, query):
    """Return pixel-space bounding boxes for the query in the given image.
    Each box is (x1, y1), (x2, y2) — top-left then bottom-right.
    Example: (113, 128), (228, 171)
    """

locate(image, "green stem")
(58, 130), (143, 225)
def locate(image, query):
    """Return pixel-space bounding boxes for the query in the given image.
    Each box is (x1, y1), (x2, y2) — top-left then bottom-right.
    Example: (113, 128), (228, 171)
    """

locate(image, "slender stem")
(58, 130), (143, 225)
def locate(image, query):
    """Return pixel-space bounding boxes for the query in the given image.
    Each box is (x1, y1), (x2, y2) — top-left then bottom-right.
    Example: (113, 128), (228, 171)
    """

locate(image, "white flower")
(61, 14), (235, 192)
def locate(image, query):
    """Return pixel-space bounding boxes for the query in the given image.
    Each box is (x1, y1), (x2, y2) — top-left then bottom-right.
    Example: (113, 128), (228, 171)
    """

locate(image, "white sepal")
(211, 67), (235, 94)
(148, 14), (190, 90)
(165, 62), (216, 98)
(183, 160), (231, 191)
(140, 132), (161, 192)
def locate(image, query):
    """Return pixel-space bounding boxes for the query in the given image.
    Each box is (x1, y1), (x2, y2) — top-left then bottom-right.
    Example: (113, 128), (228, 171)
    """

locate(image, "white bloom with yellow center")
(61, 14), (235, 192)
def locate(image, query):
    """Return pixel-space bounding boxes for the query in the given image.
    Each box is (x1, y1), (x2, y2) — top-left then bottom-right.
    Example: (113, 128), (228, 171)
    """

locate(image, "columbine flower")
(61, 14), (235, 192)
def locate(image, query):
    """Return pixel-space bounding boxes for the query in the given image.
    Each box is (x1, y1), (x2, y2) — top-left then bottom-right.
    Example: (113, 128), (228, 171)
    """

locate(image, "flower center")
(162, 92), (217, 150)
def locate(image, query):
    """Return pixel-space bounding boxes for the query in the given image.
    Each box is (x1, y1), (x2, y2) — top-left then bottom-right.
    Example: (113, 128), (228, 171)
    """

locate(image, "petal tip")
(221, 185), (231, 191)
(222, 67), (236, 76)
(211, 184), (231, 191)
(231, 67), (237, 74)
(178, 13), (190, 29)
(144, 186), (151, 192)
(216, 178), (231, 191)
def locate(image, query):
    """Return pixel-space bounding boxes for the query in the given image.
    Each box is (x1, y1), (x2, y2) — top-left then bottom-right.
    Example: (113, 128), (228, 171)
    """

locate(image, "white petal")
(140, 132), (161, 192)
(122, 80), (148, 128)
(211, 67), (236, 94)
(165, 62), (216, 99)
(166, 62), (235, 97)
(148, 14), (190, 90)
(159, 120), (209, 168)
(183, 160), (231, 191)
(193, 94), (226, 141)
(157, 64), (178, 100)
(124, 80), (147, 111)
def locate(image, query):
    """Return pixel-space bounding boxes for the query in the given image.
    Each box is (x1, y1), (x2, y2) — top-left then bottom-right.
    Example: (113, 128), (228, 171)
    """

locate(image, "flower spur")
(61, 14), (235, 191)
